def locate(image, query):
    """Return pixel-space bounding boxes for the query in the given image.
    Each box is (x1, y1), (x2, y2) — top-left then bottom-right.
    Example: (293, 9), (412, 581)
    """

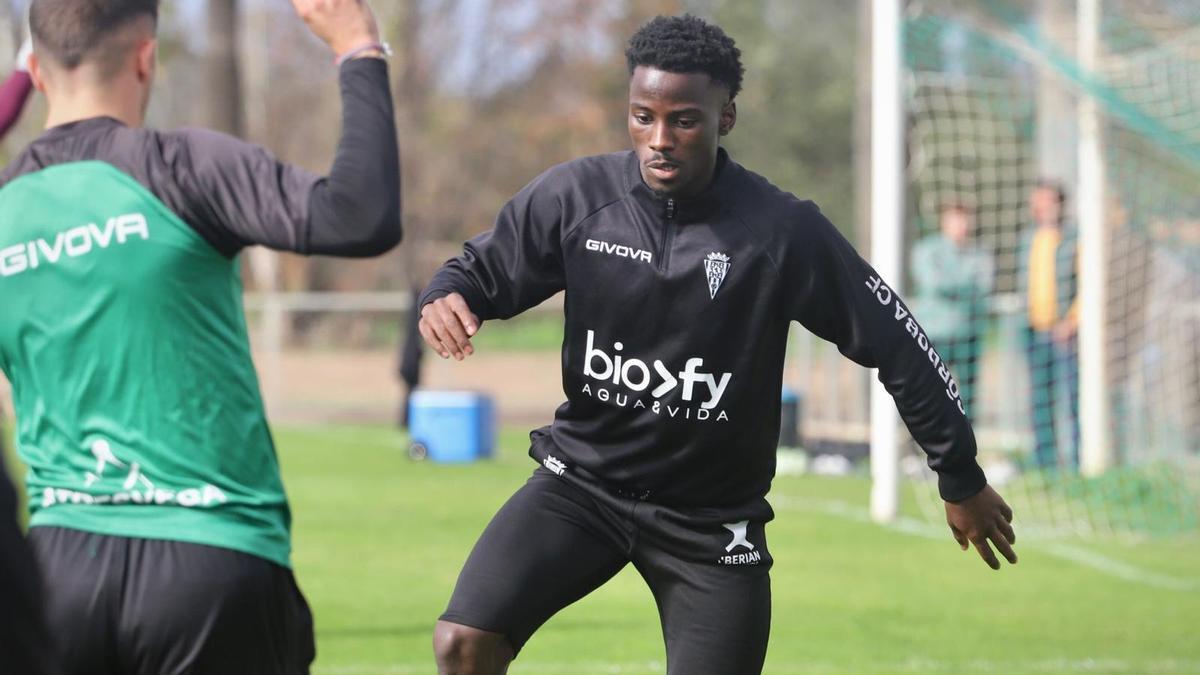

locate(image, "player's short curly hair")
(625, 14), (744, 100)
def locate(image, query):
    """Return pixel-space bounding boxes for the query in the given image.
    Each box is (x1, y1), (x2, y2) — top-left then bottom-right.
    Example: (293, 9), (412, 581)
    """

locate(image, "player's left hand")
(944, 484), (1017, 570)
(290, 0), (380, 58)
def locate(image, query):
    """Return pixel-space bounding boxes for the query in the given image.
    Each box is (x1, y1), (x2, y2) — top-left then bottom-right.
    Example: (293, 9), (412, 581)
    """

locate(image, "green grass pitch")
(6, 425), (1200, 673)
(277, 425), (1200, 674)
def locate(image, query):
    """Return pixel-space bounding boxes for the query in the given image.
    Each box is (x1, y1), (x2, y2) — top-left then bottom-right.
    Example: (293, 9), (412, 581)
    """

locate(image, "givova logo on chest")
(0, 212), (150, 278)
(579, 330), (732, 422)
(585, 238), (653, 264)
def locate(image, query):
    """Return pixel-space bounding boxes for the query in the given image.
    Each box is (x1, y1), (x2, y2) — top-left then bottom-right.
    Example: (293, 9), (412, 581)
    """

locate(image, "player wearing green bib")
(0, 1), (398, 672)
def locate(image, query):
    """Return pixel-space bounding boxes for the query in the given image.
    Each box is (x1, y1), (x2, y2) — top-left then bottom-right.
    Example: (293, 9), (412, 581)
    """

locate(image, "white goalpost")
(866, 0), (1200, 538)
(869, 0), (904, 524)
(1076, 0), (1112, 477)
(870, 0), (1115, 517)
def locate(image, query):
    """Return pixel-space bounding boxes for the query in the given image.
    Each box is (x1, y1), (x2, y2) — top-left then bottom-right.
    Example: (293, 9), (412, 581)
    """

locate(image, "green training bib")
(0, 161), (291, 567)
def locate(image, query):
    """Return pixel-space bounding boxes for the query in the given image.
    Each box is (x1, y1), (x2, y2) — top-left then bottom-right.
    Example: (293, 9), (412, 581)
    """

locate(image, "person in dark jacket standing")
(420, 15), (1016, 675)
(0, 0), (399, 672)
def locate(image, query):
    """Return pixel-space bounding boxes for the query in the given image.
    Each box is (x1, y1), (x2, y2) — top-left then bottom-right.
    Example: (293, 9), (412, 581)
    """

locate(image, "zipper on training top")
(658, 198), (676, 272)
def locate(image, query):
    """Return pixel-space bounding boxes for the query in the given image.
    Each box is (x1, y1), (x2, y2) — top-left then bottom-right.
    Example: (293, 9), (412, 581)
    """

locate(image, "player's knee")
(433, 621), (512, 675)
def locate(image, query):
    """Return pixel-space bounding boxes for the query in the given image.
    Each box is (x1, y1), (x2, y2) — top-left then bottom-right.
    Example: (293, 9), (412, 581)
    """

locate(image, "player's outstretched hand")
(944, 484), (1017, 570)
(290, 0), (380, 58)
(419, 293), (480, 361)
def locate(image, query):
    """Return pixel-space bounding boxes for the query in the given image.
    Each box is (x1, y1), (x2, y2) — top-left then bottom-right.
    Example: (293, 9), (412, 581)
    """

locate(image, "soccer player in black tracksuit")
(420, 15), (1018, 675)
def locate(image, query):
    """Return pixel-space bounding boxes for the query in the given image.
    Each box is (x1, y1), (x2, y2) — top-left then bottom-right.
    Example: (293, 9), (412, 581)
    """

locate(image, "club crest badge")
(703, 252), (730, 299)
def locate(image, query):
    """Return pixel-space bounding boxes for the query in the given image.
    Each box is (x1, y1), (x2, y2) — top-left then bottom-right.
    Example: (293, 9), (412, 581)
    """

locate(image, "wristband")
(335, 41), (392, 67)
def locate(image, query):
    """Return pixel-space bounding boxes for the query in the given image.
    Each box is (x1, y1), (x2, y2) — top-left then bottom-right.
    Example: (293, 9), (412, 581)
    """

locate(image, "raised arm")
(294, 0), (400, 256)
(787, 202), (1016, 569)
(168, 0), (400, 258)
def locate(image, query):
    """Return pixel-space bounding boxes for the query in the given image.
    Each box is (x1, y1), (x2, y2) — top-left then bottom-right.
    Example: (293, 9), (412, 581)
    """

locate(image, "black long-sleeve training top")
(422, 149), (986, 507)
(0, 57), (400, 256)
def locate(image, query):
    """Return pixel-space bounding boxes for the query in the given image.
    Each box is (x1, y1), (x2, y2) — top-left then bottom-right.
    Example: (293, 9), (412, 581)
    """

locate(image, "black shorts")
(0, 463), (57, 675)
(28, 526), (315, 675)
(441, 466), (775, 675)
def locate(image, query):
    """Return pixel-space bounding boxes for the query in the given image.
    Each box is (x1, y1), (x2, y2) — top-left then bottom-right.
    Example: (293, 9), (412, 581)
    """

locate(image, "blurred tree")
(1, 0), (863, 293)
(693, 0), (858, 237)
(302, 0), (859, 288)
(205, 0), (243, 136)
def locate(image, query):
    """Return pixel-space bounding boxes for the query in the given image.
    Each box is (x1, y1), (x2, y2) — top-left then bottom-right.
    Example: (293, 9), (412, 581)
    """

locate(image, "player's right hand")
(419, 293), (480, 361)
(944, 484), (1017, 570)
(290, 0), (380, 58)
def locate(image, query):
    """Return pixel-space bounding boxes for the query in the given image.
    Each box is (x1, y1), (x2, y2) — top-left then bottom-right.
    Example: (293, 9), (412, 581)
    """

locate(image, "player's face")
(940, 208), (971, 244)
(1030, 187), (1062, 227)
(628, 66), (735, 198)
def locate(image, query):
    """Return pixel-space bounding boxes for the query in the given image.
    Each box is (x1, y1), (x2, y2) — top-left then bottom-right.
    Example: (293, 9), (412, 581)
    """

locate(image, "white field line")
(315, 658), (1200, 674)
(771, 495), (1200, 592)
(313, 497), (1199, 675)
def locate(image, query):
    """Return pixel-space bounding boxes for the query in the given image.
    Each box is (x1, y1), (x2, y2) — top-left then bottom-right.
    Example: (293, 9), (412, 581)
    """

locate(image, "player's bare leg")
(433, 621), (513, 675)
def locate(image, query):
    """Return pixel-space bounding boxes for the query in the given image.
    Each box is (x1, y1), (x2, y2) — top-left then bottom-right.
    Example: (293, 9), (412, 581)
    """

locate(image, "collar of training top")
(38, 115), (126, 142)
(625, 147), (738, 224)
(35, 116), (126, 148)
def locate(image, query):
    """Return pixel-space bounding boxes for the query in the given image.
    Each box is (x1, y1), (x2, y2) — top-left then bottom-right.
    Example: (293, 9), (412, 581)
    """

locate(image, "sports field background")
(3, 420), (1199, 673)
(273, 425), (1198, 674)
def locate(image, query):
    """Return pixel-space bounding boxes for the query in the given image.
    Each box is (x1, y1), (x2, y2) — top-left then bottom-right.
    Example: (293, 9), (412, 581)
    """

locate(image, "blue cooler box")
(408, 390), (495, 463)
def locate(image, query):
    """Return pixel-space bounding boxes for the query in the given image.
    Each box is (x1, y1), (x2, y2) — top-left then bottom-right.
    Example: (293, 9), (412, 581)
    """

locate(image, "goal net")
(898, 0), (1200, 537)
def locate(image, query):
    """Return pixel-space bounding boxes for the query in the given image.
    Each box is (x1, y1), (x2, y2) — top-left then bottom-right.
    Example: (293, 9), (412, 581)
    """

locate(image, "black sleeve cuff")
(416, 287), (452, 312)
(937, 462), (988, 502)
(337, 52), (390, 80)
(416, 285), (490, 320)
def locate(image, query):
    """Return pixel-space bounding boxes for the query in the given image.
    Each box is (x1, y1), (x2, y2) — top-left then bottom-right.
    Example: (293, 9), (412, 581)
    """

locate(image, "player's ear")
(135, 38), (157, 83)
(28, 53), (48, 92)
(719, 101), (736, 137)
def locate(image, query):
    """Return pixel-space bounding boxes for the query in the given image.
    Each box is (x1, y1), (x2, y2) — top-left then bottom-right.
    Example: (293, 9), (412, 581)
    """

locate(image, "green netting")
(902, 0), (1200, 538)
